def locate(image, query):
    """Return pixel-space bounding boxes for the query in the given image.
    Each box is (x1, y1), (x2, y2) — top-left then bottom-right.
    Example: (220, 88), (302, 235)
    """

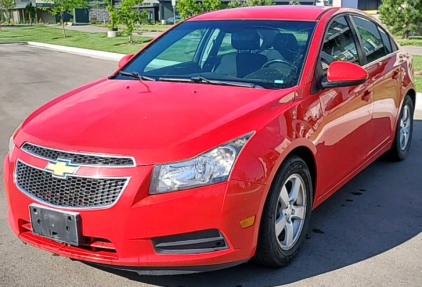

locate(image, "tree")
(379, 0), (422, 39)
(25, 2), (36, 25)
(245, 0), (273, 6)
(41, 0), (88, 38)
(202, 0), (221, 12)
(119, 0), (147, 44)
(176, 0), (201, 19)
(289, 0), (301, 4)
(227, 0), (244, 8)
(104, 0), (118, 30)
(0, 0), (15, 24)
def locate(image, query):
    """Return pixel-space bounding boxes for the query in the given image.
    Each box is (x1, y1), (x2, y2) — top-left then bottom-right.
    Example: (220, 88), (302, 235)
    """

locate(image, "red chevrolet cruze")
(4, 6), (415, 274)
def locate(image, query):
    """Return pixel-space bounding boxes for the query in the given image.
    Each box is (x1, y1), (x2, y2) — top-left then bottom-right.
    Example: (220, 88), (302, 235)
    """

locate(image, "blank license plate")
(29, 204), (83, 246)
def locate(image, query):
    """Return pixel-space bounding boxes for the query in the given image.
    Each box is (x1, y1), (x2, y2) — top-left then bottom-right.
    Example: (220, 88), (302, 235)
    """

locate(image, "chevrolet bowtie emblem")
(45, 159), (79, 179)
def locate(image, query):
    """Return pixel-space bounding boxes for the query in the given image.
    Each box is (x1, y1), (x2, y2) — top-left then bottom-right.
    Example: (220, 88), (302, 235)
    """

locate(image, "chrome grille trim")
(14, 160), (130, 210)
(21, 142), (136, 167)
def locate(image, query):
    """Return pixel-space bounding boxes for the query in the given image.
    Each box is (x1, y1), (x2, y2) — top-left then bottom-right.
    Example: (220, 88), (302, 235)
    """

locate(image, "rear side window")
(352, 16), (387, 63)
(377, 26), (392, 54)
(391, 38), (399, 51)
(217, 32), (237, 56)
(320, 16), (359, 71)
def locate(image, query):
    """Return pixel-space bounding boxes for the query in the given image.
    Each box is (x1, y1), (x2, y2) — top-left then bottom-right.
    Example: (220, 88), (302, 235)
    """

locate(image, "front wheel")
(388, 95), (414, 161)
(253, 155), (313, 267)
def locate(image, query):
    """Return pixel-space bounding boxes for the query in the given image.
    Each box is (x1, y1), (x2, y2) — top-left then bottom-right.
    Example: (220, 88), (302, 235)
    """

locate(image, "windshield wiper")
(191, 76), (260, 88)
(158, 76), (261, 88)
(118, 71), (155, 81)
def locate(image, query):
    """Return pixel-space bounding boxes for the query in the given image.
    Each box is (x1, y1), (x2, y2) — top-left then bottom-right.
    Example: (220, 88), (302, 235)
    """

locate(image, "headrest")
(231, 30), (260, 51)
(273, 33), (299, 61)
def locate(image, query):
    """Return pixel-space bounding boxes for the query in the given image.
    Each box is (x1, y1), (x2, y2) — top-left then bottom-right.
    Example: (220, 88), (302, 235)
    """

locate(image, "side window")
(352, 16), (387, 63)
(145, 28), (206, 71)
(217, 33), (237, 56)
(321, 16), (359, 72)
(378, 26), (392, 54)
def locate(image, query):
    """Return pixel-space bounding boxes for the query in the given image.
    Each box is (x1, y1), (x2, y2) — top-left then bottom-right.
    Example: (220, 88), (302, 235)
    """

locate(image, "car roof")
(190, 6), (339, 22)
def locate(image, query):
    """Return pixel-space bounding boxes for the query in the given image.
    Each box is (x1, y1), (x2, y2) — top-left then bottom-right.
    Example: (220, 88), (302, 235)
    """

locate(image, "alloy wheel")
(400, 105), (411, 151)
(275, 174), (307, 250)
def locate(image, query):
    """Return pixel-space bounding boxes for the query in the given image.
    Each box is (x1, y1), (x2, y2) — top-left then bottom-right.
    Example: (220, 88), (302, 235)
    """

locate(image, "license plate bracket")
(29, 204), (83, 246)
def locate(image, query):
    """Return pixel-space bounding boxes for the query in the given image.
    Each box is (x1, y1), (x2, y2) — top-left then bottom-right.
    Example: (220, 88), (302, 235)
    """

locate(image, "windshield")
(117, 20), (316, 89)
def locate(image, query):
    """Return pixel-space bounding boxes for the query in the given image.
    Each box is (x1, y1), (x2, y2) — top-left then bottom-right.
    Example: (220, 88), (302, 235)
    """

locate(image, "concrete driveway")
(0, 44), (421, 287)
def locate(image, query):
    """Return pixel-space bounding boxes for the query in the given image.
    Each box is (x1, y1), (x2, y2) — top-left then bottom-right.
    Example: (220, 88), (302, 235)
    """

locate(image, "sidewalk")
(46, 24), (108, 33)
(46, 24), (161, 37)
(404, 46), (422, 56)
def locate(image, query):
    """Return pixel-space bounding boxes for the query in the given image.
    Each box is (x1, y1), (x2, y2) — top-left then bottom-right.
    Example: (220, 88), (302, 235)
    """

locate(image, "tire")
(253, 155), (313, 267)
(387, 95), (414, 161)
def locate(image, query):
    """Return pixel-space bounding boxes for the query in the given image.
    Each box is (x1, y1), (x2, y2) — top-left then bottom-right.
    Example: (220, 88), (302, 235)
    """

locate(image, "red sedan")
(4, 6), (415, 274)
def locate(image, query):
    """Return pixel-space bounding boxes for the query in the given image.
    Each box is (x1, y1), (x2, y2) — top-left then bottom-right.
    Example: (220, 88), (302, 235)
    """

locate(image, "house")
(5, 0), (321, 25)
(157, 0), (317, 22)
(6, 0), (57, 23)
(332, 0), (381, 11)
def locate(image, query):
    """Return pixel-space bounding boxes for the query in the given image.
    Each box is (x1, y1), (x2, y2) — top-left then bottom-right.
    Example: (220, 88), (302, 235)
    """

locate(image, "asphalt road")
(1, 44), (421, 287)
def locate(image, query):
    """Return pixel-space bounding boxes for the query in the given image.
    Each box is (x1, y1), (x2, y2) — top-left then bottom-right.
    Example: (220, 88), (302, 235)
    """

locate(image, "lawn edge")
(27, 41), (125, 61)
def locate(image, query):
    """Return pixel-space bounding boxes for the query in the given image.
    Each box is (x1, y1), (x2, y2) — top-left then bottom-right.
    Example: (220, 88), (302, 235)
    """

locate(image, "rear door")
(350, 15), (403, 153)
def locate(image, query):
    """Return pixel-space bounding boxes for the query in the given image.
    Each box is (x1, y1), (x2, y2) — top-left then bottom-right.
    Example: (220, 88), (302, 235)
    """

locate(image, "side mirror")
(118, 54), (134, 69)
(321, 61), (368, 88)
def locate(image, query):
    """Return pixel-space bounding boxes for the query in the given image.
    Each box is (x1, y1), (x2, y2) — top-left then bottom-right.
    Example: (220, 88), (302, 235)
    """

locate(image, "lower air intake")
(152, 229), (228, 254)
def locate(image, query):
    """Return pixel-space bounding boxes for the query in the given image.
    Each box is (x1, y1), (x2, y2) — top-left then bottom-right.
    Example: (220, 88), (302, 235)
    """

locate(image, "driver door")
(315, 15), (374, 195)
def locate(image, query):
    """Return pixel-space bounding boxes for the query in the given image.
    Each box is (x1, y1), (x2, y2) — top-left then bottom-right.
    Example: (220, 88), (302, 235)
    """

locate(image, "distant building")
(7, 0), (57, 24)
(157, 0), (317, 22)
(332, 0), (381, 10)
(6, 0), (322, 25)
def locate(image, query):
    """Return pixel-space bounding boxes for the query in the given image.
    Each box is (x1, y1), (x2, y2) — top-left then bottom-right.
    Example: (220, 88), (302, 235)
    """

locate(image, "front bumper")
(4, 147), (267, 272)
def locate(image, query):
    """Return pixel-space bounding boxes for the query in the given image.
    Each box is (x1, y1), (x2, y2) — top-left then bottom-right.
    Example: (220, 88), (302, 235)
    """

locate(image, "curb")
(416, 93), (422, 110)
(27, 42), (124, 61)
(0, 42), (27, 45)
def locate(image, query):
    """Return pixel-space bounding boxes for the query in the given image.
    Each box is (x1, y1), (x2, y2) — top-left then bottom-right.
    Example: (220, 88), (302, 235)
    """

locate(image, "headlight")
(8, 136), (14, 159)
(8, 125), (21, 161)
(149, 133), (254, 194)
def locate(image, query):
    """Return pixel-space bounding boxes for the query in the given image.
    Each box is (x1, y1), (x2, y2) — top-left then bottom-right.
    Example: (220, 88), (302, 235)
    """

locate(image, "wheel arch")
(251, 143), (318, 263)
(406, 88), (416, 112)
(265, 140), (318, 208)
(289, 146), (317, 204)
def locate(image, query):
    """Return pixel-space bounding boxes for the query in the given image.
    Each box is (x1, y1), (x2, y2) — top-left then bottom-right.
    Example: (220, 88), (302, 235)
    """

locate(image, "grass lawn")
(96, 24), (170, 33)
(412, 55), (422, 92)
(395, 36), (422, 47)
(397, 38), (422, 47)
(133, 24), (170, 33)
(0, 26), (153, 54)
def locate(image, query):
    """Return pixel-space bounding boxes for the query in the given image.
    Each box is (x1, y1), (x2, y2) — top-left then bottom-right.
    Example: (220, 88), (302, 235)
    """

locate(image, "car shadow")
(85, 120), (422, 287)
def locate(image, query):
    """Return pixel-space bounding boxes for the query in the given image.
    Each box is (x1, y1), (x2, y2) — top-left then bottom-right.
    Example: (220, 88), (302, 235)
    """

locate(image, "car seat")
(215, 30), (268, 78)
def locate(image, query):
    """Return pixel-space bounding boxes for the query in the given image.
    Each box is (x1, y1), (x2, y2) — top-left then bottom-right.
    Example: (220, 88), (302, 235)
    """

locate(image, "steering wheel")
(261, 59), (291, 69)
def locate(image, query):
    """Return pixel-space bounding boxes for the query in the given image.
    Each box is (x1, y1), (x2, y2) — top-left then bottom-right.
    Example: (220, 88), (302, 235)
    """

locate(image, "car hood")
(17, 79), (295, 165)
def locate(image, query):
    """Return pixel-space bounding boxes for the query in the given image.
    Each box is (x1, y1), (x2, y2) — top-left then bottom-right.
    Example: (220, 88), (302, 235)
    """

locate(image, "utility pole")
(172, 0), (176, 24)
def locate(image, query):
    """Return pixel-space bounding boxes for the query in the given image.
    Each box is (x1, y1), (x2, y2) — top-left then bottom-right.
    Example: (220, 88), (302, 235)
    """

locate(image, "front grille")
(15, 161), (128, 208)
(21, 143), (135, 167)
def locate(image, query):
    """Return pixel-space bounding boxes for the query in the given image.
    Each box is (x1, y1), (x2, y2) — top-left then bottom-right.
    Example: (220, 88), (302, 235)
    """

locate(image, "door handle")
(362, 90), (372, 102)
(392, 70), (400, 80)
